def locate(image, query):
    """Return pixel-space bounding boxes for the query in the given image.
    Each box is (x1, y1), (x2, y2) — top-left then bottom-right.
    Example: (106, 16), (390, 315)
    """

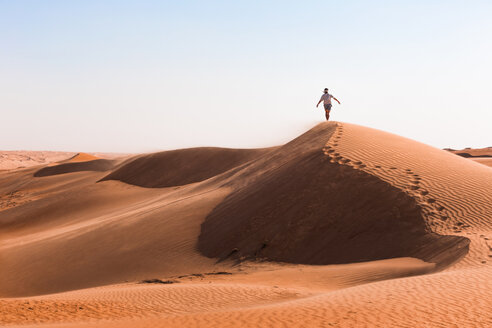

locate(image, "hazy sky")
(1, 0), (491, 152)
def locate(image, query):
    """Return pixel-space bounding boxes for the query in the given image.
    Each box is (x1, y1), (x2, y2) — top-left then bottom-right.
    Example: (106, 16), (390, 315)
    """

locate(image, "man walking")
(316, 88), (341, 121)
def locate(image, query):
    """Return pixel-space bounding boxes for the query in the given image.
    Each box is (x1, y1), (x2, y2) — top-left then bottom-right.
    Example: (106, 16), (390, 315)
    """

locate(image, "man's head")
(324, 88), (328, 94)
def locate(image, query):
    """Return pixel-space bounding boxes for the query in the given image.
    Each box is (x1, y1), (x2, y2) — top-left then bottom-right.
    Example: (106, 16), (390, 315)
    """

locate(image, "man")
(316, 88), (341, 121)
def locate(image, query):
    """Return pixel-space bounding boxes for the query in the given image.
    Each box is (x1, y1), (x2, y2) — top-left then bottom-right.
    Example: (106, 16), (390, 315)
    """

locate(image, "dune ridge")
(33, 159), (116, 177)
(1, 121), (491, 327)
(322, 123), (492, 266)
(99, 147), (274, 188)
(198, 123), (468, 269)
(447, 146), (492, 158)
(65, 152), (101, 163)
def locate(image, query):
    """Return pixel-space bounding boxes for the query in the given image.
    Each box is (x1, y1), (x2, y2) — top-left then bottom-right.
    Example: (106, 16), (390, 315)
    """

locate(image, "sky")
(1, 0), (492, 153)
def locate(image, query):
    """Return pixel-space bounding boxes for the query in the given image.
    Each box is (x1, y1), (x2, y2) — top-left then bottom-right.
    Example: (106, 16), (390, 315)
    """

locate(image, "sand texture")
(0, 151), (75, 171)
(1, 122), (491, 327)
(447, 146), (492, 158)
(446, 147), (492, 168)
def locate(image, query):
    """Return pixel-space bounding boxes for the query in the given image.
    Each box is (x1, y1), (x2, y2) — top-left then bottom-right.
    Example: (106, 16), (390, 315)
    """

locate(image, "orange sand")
(448, 146), (492, 158)
(0, 151), (75, 170)
(1, 122), (491, 327)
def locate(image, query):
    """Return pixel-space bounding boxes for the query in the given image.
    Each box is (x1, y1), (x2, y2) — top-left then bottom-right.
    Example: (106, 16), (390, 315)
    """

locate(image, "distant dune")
(34, 153), (116, 177)
(446, 146), (492, 158)
(65, 152), (101, 163)
(445, 147), (492, 168)
(1, 122), (491, 327)
(0, 151), (75, 170)
(0, 151), (131, 171)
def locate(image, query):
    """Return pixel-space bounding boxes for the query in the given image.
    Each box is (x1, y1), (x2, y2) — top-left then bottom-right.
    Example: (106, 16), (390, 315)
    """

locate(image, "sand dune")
(446, 147), (492, 168)
(0, 151), (75, 170)
(472, 157), (492, 167)
(66, 152), (101, 163)
(1, 122), (491, 327)
(100, 147), (273, 188)
(323, 123), (492, 267)
(447, 146), (492, 158)
(0, 151), (131, 172)
(34, 159), (116, 177)
(198, 125), (467, 268)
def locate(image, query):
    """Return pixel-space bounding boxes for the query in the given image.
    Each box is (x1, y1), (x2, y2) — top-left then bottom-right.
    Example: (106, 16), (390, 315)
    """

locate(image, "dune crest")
(33, 152), (121, 178)
(322, 123), (492, 266)
(198, 123), (468, 269)
(99, 147), (274, 188)
(66, 152), (101, 163)
(1, 122), (491, 327)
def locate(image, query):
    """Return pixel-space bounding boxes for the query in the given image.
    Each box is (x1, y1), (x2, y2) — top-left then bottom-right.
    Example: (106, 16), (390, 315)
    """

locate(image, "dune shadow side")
(198, 149), (469, 270)
(99, 147), (273, 188)
(34, 159), (115, 177)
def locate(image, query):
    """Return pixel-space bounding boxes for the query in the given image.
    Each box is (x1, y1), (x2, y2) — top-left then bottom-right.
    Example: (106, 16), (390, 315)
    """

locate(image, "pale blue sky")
(1, 0), (491, 152)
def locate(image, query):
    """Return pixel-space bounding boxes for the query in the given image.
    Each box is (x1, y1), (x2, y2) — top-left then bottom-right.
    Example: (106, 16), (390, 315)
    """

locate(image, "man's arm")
(316, 96), (323, 107)
(332, 96), (341, 105)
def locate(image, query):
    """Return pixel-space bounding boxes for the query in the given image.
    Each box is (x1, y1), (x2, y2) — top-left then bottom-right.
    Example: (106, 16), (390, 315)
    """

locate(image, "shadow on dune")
(34, 159), (116, 177)
(198, 123), (469, 271)
(455, 152), (492, 158)
(0, 122), (474, 298)
(99, 147), (274, 188)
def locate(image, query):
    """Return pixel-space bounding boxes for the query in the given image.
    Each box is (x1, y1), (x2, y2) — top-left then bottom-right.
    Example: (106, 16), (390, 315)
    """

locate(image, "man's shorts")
(324, 103), (332, 111)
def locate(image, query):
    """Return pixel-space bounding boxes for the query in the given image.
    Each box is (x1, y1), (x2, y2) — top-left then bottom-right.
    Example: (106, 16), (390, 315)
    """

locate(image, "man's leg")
(324, 104), (332, 121)
(325, 110), (330, 121)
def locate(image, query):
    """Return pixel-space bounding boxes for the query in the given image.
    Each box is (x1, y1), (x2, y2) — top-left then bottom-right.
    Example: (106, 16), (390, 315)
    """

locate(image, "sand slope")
(472, 158), (492, 167)
(323, 123), (492, 266)
(198, 125), (467, 268)
(448, 146), (492, 158)
(100, 147), (273, 188)
(446, 147), (492, 168)
(1, 122), (491, 327)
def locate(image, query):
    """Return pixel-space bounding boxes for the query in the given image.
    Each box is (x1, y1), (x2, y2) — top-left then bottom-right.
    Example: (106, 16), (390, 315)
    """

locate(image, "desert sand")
(1, 122), (491, 327)
(0, 151), (75, 171)
(446, 147), (492, 168)
(472, 158), (492, 168)
(0, 152), (130, 171)
(447, 146), (492, 158)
